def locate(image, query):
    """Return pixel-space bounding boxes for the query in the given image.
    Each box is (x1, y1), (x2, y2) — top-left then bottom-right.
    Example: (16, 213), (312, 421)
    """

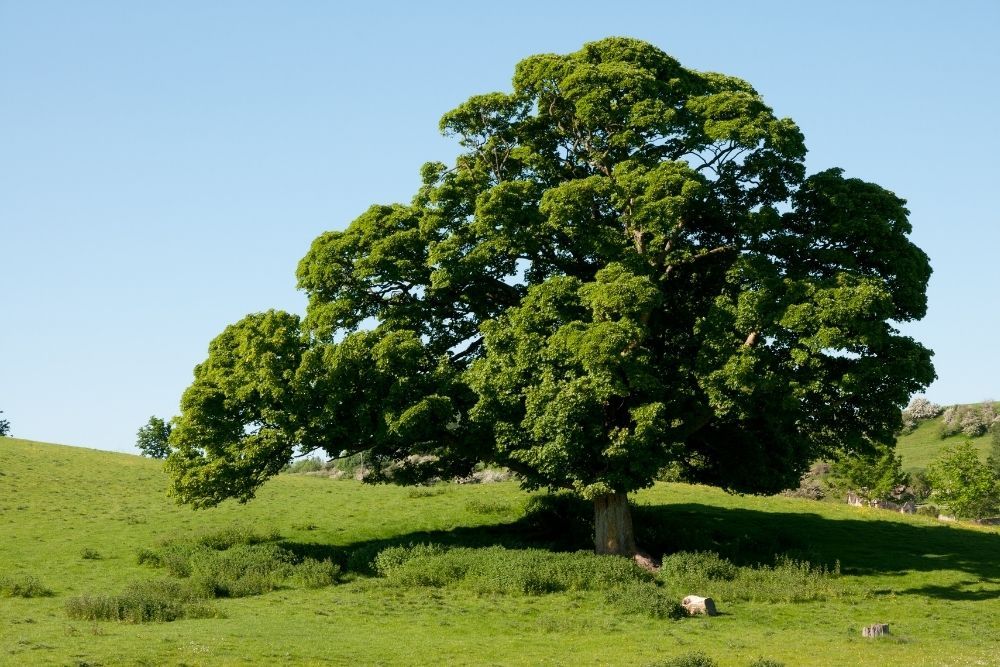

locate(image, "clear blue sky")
(2, 1), (998, 453)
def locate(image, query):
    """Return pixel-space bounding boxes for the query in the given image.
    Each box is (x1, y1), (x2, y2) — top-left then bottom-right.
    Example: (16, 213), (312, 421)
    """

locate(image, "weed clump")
(465, 498), (513, 515)
(187, 543), (297, 598)
(374, 544), (650, 593)
(372, 543), (677, 618)
(135, 524), (340, 599)
(647, 652), (718, 667)
(65, 579), (219, 623)
(75, 524), (341, 624)
(604, 581), (686, 619)
(659, 551), (842, 603)
(0, 574), (53, 598)
(192, 524), (280, 550)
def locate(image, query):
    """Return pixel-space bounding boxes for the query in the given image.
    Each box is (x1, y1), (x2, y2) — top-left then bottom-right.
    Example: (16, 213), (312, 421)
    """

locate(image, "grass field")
(2, 437), (998, 666)
(895, 417), (992, 472)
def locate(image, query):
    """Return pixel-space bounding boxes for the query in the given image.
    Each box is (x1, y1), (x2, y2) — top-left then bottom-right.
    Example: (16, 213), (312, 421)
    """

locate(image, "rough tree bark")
(593, 492), (638, 556)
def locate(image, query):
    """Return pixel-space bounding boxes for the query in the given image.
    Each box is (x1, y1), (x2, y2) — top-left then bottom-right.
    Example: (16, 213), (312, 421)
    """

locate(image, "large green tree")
(166, 38), (934, 556)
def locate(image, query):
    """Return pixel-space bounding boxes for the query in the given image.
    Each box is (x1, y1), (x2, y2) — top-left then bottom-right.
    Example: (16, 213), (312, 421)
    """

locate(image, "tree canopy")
(166, 38), (934, 554)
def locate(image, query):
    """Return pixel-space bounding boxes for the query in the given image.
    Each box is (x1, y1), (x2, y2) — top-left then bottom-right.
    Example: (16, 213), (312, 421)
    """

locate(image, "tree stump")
(862, 623), (889, 637)
(681, 595), (717, 616)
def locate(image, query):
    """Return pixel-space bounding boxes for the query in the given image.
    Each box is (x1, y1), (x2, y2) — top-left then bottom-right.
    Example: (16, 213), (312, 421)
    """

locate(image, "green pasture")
(895, 418), (992, 472)
(1, 437), (997, 666)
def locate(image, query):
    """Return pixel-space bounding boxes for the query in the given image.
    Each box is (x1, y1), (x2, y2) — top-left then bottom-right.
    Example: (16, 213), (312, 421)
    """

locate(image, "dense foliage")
(900, 396), (941, 433)
(939, 402), (998, 438)
(990, 425), (1000, 478)
(136, 416), (172, 459)
(832, 445), (910, 504)
(0, 410), (10, 437)
(166, 38), (934, 552)
(927, 440), (999, 520)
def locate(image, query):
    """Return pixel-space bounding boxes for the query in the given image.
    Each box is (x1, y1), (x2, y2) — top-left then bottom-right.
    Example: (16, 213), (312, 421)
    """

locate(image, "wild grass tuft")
(134, 524), (340, 599)
(0, 573), (53, 598)
(372, 543), (677, 618)
(187, 543), (297, 598)
(647, 651), (718, 667)
(191, 524), (280, 550)
(64, 579), (220, 623)
(604, 580), (686, 619)
(290, 557), (341, 588)
(464, 498), (513, 515)
(406, 486), (448, 498)
(659, 551), (843, 603)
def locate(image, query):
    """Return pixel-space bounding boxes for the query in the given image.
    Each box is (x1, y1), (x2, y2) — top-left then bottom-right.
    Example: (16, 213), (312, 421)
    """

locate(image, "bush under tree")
(165, 37), (934, 556)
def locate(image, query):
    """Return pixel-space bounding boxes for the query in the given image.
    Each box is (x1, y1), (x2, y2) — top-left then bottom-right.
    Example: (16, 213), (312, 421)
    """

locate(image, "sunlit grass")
(1, 436), (998, 665)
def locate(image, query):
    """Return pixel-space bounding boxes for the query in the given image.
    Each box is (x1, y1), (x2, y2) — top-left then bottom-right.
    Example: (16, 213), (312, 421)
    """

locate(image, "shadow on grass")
(280, 498), (1000, 601)
(634, 503), (1000, 601)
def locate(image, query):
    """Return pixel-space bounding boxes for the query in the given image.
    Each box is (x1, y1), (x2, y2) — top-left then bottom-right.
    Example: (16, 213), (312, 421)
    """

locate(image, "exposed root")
(633, 550), (660, 573)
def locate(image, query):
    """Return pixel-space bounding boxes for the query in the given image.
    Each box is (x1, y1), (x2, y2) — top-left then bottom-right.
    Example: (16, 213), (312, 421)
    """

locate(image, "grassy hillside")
(2, 437), (998, 666)
(895, 417), (992, 472)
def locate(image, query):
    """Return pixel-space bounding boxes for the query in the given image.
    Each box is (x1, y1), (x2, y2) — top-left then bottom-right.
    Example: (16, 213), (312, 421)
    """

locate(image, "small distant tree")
(926, 440), (999, 520)
(903, 397), (942, 421)
(900, 396), (941, 433)
(136, 416), (172, 459)
(0, 410), (10, 437)
(909, 470), (933, 502)
(833, 445), (910, 504)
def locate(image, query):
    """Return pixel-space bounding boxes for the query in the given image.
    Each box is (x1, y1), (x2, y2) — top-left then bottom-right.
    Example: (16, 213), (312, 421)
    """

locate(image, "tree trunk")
(593, 492), (637, 556)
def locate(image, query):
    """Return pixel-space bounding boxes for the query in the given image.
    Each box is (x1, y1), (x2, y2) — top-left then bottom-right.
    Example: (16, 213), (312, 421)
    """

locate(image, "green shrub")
(135, 547), (162, 567)
(64, 580), (212, 623)
(329, 452), (365, 477)
(80, 547), (102, 560)
(135, 525), (339, 598)
(648, 652), (718, 667)
(465, 498), (513, 515)
(927, 440), (1000, 519)
(605, 581), (686, 619)
(659, 551), (842, 603)
(407, 486), (448, 498)
(284, 457), (324, 474)
(660, 551), (738, 582)
(372, 544), (674, 618)
(158, 543), (199, 577)
(0, 574), (53, 598)
(917, 504), (939, 517)
(193, 524), (279, 550)
(187, 543), (296, 598)
(375, 544), (652, 594)
(748, 659), (785, 667)
(291, 558), (341, 588)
